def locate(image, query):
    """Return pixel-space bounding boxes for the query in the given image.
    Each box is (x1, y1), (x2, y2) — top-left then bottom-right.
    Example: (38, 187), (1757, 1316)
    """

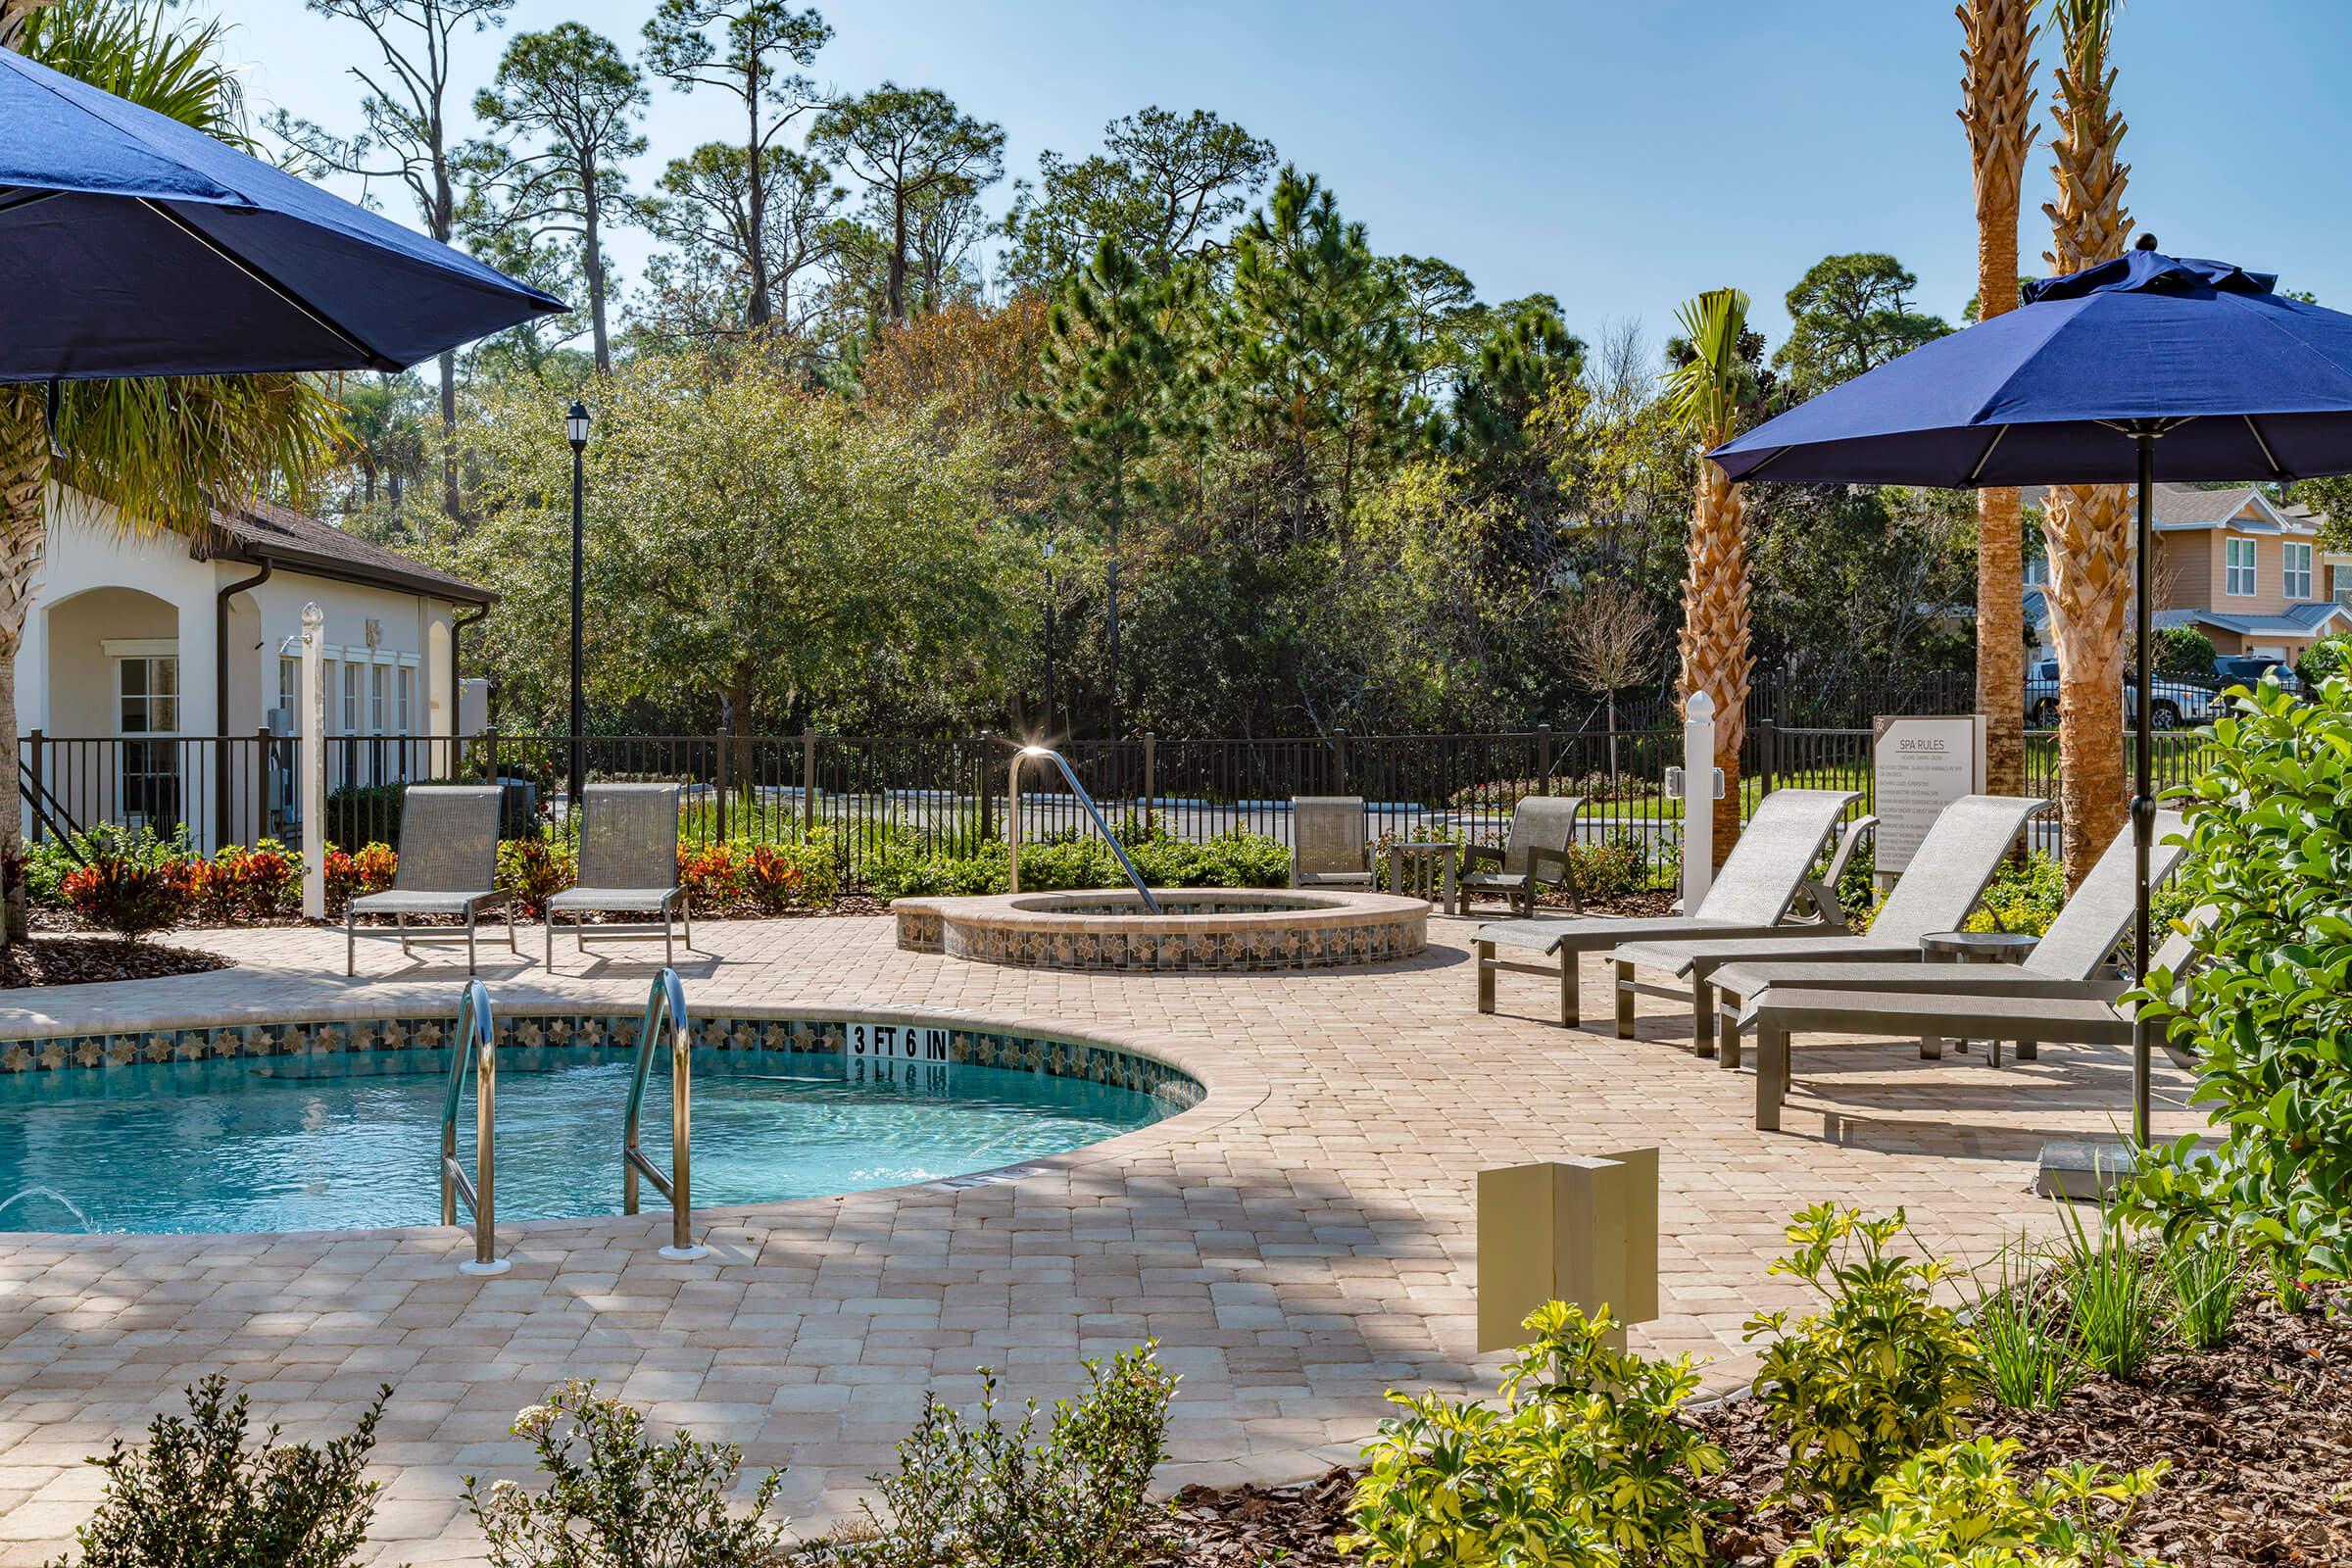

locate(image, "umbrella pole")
(2132, 430), (2156, 1149)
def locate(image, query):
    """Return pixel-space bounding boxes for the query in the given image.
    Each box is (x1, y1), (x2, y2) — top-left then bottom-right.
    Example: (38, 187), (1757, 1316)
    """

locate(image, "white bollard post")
(299, 604), (326, 920)
(1682, 690), (1716, 914)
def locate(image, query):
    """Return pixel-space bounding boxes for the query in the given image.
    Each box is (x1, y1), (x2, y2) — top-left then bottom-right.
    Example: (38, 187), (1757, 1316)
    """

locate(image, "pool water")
(0, 1047), (1176, 1236)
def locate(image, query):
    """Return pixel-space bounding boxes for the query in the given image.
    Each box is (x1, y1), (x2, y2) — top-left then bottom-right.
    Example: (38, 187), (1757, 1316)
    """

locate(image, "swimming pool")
(0, 1039), (1187, 1237)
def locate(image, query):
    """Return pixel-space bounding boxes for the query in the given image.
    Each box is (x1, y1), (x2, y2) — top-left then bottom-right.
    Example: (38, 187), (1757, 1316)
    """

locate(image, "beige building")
(2025, 483), (2352, 662)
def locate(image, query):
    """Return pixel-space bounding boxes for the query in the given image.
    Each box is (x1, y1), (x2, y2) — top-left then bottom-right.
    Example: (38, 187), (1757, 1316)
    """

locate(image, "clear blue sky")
(209, 0), (2352, 353)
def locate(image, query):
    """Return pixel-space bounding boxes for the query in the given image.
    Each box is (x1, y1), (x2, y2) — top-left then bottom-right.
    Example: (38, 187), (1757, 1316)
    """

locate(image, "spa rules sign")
(1871, 714), (1985, 881)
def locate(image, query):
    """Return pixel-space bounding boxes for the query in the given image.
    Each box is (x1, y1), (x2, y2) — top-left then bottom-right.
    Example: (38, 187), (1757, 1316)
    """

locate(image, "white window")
(369, 663), (388, 734)
(117, 656), (179, 829)
(2226, 538), (2258, 596)
(118, 655), (178, 737)
(341, 662), (361, 734)
(397, 666), (415, 734)
(2284, 541), (2314, 600)
(277, 655), (299, 729)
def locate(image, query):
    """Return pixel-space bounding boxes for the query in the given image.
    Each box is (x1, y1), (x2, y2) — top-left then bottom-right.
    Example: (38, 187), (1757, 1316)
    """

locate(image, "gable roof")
(2152, 603), (2351, 638)
(2020, 482), (2321, 538)
(201, 498), (490, 605)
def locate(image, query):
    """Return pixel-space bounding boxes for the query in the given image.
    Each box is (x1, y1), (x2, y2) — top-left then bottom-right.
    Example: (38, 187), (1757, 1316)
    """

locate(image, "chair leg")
(345, 911), (356, 977)
(664, 898), (675, 968)
(506, 911), (517, 956)
(1558, 951), (1579, 1028)
(1717, 992), (1743, 1069)
(681, 896), (693, 954)
(1756, 1023), (1788, 1132)
(1613, 960), (1636, 1039)
(397, 911), (410, 957)
(544, 912), (554, 971)
(1691, 976), (1716, 1058)
(466, 909), (477, 976)
(1476, 940), (1496, 1014)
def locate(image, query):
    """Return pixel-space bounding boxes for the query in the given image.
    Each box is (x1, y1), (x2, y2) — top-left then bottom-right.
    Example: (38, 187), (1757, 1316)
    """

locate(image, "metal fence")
(17, 720), (2222, 889)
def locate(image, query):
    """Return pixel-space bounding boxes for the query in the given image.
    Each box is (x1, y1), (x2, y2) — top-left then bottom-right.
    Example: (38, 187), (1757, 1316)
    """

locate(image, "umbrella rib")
(1963, 424), (2010, 484)
(140, 197), (402, 372)
(0, 187), (66, 219)
(2243, 415), (2286, 480)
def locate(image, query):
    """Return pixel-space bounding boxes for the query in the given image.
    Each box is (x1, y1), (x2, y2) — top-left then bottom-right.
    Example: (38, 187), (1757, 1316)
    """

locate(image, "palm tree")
(2039, 0), (2132, 887)
(1669, 287), (1756, 868)
(1960, 0), (2038, 804)
(0, 0), (345, 942)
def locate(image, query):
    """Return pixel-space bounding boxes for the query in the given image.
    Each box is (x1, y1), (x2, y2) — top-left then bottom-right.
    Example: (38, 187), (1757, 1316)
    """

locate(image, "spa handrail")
(622, 967), (708, 1259)
(438, 979), (506, 1273)
(1007, 745), (1162, 912)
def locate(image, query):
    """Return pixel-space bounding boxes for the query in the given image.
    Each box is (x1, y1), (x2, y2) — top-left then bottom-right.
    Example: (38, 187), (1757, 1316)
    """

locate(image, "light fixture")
(565, 400), (591, 450)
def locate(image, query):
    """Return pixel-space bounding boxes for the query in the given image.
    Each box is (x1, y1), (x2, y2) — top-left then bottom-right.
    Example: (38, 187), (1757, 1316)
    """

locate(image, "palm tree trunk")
(1961, 0), (2038, 801)
(1681, 458), (1750, 868)
(0, 386), (48, 946)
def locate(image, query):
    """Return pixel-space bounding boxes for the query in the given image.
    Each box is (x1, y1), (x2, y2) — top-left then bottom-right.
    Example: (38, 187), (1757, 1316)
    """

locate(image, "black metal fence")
(17, 720), (2222, 889)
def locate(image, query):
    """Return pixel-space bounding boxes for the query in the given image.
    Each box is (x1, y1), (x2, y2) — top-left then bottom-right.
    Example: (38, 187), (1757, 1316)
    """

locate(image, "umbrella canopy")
(1713, 245), (2352, 487)
(0, 45), (564, 381)
(1703, 239), (2352, 1151)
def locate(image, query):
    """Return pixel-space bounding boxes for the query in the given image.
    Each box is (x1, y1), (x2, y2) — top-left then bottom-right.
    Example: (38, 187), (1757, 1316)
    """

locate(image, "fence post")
(1681, 690), (1717, 913)
(1537, 723), (1553, 786)
(714, 716), (731, 843)
(1142, 731), (1156, 832)
(1754, 719), (1776, 805)
(24, 730), (40, 846)
(1332, 730), (1348, 795)
(298, 604), (326, 919)
(977, 731), (997, 842)
(800, 727), (818, 838)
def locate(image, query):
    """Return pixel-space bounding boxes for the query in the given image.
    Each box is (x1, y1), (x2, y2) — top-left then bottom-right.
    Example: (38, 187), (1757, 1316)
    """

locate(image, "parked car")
(2211, 653), (2311, 700)
(2023, 659), (2215, 729)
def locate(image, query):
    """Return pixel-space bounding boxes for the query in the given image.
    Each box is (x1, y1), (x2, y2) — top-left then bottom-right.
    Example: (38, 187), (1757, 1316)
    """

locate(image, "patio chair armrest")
(1820, 813), (1878, 887)
(1790, 877), (1850, 932)
(1525, 846), (1583, 914)
(1459, 844), (1504, 873)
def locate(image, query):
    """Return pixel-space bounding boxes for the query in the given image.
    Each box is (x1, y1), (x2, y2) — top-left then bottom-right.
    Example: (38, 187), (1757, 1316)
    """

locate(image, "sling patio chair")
(1458, 794), (1587, 917)
(1290, 796), (1375, 890)
(1737, 916), (2208, 1132)
(1604, 793), (2049, 1054)
(544, 782), (691, 969)
(1473, 786), (1867, 1027)
(345, 784), (514, 976)
(1703, 811), (2187, 1069)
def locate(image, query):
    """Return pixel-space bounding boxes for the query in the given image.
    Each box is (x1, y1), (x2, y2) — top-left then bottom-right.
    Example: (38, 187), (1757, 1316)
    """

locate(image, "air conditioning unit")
(266, 706), (295, 735)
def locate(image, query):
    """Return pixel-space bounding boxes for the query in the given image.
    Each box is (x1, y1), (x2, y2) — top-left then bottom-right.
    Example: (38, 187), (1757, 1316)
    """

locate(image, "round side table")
(1919, 929), (2040, 1065)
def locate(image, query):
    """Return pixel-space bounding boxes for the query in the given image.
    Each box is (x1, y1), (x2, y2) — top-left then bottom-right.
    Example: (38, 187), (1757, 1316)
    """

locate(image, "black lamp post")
(565, 400), (590, 810)
(1041, 539), (1056, 736)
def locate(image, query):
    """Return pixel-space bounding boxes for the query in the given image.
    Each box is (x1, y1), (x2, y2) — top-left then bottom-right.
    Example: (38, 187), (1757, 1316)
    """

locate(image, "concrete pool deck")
(0, 913), (2203, 1563)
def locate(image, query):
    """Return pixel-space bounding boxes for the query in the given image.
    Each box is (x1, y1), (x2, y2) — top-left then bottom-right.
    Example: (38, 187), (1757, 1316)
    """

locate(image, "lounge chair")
(1473, 787), (1866, 1027)
(1739, 920), (2206, 1132)
(544, 782), (691, 968)
(345, 784), (514, 976)
(1605, 793), (2049, 1054)
(1291, 796), (1374, 890)
(1458, 794), (1587, 916)
(1704, 812), (2187, 1068)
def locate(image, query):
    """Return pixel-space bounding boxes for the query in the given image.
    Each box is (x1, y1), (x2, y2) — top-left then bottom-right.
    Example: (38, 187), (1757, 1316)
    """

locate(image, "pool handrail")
(622, 967), (709, 1259)
(438, 979), (508, 1274)
(1006, 745), (1163, 913)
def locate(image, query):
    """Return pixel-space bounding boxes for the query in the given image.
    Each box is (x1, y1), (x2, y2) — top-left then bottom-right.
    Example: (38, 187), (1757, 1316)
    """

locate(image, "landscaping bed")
(0, 935), (232, 989)
(1164, 1287), (2352, 1567)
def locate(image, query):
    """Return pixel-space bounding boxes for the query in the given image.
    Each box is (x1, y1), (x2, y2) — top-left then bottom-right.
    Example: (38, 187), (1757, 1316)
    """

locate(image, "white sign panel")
(845, 1021), (955, 1063)
(1871, 714), (1985, 880)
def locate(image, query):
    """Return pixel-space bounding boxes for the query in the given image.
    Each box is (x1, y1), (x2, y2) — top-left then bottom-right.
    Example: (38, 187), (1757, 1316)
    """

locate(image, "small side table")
(1919, 929), (2040, 1065)
(1388, 841), (1458, 915)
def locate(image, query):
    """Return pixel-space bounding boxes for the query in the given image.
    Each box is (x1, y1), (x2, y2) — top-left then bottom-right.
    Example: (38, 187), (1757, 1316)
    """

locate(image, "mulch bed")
(0, 936), (233, 989)
(1168, 1289), (2352, 1567)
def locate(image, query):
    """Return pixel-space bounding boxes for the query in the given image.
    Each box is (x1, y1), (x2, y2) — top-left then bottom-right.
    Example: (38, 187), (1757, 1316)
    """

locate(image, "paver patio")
(0, 912), (2201, 1563)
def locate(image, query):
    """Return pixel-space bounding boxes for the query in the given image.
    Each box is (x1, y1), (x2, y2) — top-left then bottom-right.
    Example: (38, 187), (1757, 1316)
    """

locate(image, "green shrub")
(495, 836), (575, 920)
(858, 828), (1291, 902)
(1970, 1238), (2083, 1411)
(2299, 632), (2352, 686)
(2053, 1203), (2164, 1382)
(1343, 1301), (1725, 1568)
(47, 1374), (386, 1568)
(2122, 674), (2352, 1285)
(1744, 1204), (1984, 1510)
(182, 841), (301, 923)
(1781, 1437), (2172, 1568)
(1961, 851), (2069, 937)
(323, 777), (536, 852)
(2160, 1228), (2244, 1352)
(1567, 830), (1655, 899)
(827, 1343), (1177, 1568)
(2152, 623), (2218, 683)
(57, 824), (191, 942)
(466, 1381), (790, 1567)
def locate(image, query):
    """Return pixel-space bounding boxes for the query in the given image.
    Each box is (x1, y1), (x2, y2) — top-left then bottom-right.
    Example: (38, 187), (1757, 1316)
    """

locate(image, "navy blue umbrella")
(1711, 238), (2352, 1144)
(0, 45), (564, 381)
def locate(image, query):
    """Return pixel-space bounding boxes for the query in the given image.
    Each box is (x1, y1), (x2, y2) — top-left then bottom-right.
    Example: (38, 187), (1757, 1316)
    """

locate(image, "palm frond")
(21, 0), (249, 144)
(1668, 288), (1752, 442)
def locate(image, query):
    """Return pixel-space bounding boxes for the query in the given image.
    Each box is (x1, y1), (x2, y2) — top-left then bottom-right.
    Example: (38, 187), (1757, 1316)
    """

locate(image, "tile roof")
(2019, 482), (2287, 530)
(2152, 604), (2350, 637)
(204, 498), (490, 604)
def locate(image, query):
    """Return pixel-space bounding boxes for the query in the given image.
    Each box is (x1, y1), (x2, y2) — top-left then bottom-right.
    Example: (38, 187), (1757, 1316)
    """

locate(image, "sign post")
(299, 603), (326, 920)
(1870, 714), (1986, 891)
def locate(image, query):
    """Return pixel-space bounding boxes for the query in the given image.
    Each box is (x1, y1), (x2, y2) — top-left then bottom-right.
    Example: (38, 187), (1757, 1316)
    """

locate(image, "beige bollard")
(1476, 1148), (1660, 1353)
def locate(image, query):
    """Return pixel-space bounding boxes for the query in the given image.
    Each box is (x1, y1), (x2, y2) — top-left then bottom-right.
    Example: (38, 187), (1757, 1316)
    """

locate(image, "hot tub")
(892, 888), (1428, 972)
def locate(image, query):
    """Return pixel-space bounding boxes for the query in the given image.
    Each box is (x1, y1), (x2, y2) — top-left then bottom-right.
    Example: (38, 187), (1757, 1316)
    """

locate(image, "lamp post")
(1041, 539), (1056, 736)
(565, 400), (590, 812)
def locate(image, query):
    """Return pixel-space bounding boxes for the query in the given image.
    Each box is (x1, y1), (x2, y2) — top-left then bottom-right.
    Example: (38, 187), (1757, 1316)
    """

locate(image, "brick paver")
(0, 914), (2201, 1562)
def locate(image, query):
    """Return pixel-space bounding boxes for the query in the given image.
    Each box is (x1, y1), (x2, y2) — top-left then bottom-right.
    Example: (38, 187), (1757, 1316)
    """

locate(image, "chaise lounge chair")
(1291, 796), (1375, 890)
(1703, 811), (2186, 1068)
(1473, 787), (1867, 1026)
(1604, 793), (2049, 1054)
(1738, 917), (2207, 1132)
(544, 782), (691, 969)
(1458, 794), (1587, 916)
(345, 784), (514, 976)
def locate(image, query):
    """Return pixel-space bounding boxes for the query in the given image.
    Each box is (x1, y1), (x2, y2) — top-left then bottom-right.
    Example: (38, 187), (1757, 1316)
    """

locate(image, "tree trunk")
(1680, 458), (1751, 870)
(2042, 481), (2132, 884)
(887, 188), (909, 323)
(437, 347), (459, 517)
(745, 99), (772, 328)
(583, 162), (612, 372)
(0, 386), (48, 946)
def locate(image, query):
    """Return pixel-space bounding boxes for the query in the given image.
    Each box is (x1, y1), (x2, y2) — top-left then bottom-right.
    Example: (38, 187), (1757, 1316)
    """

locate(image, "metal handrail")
(622, 967), (709, 1259)
(439, 979), (508, 1275)
(1006, 745), (1162, 912)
